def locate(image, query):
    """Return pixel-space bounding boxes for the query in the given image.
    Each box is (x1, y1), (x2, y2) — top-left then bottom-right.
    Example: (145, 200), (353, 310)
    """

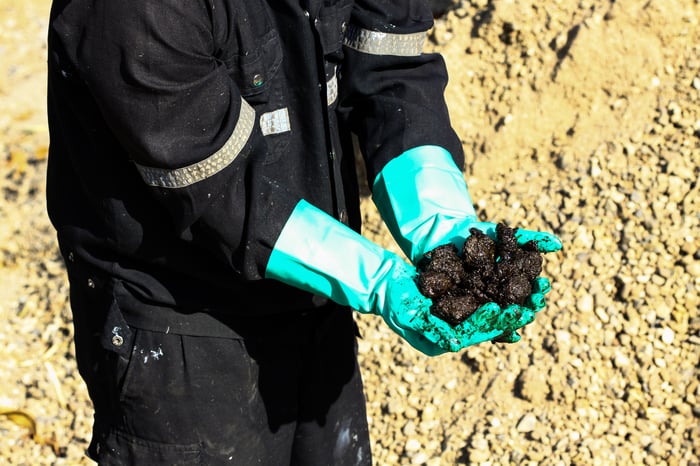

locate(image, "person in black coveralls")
(46, 0), (561, 463)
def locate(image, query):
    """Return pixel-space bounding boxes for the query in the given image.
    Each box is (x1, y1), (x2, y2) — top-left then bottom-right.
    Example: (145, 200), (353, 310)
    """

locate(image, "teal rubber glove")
(264, 200), (536, 355)
(372, 145), (563, 264)
(372, 145), (562, 342)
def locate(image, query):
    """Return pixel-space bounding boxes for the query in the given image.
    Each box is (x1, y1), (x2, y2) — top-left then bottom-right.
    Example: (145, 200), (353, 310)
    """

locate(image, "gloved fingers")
(526, 277), (551, 312)
(443, 302), (504, 348)
(495, 305), (535, 333)
(418, 303), (527, 351)
(417, 312), (468, 352)
(452, 325), (502, 348)
(460, 302), (502, 332)
(525, 292), (546, 312)
(492, 330), (521, 344)
(395, 300), (536, 353)
(514, 229), (562, 253)
(402, 306), (492, 353)
(531, 276), (551, 294)
(491, 306), (535, 343)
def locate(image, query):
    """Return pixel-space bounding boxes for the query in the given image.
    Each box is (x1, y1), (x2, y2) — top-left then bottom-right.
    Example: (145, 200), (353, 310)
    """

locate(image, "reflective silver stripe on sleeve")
(342, 24), (426, 57)
(135, 97), (255, 188)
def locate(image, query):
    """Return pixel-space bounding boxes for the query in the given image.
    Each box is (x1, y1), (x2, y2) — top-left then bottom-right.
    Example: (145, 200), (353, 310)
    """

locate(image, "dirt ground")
(1, 0), (698, 464)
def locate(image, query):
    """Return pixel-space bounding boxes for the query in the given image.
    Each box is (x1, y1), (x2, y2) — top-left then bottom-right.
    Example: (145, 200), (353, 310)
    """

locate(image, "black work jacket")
(47, 0), (464, 335)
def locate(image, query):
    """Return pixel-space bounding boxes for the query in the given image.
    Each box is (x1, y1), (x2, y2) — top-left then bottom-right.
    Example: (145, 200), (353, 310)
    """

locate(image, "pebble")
(661, 328), (675, 344)
(577, 294), (594, 313)
(405, 438), (422, 453)
(516, 366), (548, 404)
(613, 350), (630, 368)
(468, 437), (491, 463)
(516, 413), (537, 433)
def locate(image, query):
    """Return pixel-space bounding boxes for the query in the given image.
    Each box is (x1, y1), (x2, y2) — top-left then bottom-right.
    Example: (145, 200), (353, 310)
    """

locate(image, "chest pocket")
(217, 1), (282, 99)
(218, 2), (289, 165)
(223, 28), (283, 104)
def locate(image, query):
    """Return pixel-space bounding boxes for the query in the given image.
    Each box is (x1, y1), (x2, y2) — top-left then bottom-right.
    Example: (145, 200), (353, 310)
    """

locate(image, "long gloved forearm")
(264, 200), (537, 355)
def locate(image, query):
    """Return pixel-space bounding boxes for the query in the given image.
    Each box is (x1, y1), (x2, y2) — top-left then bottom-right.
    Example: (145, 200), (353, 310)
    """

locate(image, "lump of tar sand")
(417, 223), (543, 326)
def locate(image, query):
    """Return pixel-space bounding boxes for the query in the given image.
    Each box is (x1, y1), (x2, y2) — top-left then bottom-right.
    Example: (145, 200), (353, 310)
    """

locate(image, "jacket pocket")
(224, 28), (284, 103)
(219, 1), (283, 104)
(93, 429), (202, 465)
(94, 293), (134, 395)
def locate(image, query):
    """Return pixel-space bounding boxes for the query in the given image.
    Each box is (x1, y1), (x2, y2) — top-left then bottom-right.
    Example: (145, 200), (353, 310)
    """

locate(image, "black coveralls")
(47, 0), (463, 463)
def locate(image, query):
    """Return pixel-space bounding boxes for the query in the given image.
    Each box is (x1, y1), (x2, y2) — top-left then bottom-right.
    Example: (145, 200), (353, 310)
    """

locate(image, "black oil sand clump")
(417, 224), (544, 326)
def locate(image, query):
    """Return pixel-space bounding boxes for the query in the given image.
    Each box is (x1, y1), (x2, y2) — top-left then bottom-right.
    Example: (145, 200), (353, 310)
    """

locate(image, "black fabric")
(46, 0), (463, 320)
(71, 283), (371, 466)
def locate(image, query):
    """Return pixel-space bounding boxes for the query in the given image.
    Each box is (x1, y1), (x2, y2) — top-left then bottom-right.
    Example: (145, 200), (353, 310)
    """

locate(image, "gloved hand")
(372, 145), (563, 263)
(372, 145), (562, 342)
(264, 200), (537, 355)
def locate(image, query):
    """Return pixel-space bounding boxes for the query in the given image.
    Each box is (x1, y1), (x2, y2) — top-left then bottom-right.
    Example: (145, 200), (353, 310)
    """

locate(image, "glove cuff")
(265, 200), (400, 314)
(372, 145), (477, 262)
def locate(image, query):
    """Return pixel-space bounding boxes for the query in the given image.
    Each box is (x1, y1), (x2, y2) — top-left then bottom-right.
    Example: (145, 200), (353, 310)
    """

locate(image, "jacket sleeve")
(69, 0), (296, 279)
(338, 0), (465, 184)
(77, 0), (245, 181)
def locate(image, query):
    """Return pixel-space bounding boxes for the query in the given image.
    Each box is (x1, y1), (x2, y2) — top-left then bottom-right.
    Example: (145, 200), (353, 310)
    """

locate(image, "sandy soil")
(1, 0), (698, 464)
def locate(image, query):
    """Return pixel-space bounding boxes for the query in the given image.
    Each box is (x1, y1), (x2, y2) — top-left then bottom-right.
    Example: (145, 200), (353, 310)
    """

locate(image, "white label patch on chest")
(260, 107), (291, 136)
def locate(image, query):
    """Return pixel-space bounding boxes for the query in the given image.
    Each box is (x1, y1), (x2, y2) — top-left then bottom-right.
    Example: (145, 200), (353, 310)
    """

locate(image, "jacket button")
(252, 74), (264, 87)
(67, 252), (75, 262)
(111, 334), (124, 347)
(339, 209), (347, 224)
(87, 278), (95, 288)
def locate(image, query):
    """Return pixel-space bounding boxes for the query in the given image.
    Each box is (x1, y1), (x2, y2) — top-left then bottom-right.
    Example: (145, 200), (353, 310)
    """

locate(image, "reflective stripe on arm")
(342, 24), (426, 57)
(134, 97), (255, 188)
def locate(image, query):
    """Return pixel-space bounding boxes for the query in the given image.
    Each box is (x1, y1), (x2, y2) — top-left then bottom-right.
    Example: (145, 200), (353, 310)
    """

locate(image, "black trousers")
(70, 286), (372, 465)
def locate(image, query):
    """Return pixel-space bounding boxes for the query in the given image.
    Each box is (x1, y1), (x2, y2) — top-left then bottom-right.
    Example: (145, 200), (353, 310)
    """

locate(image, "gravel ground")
(1, 0), (698, 464)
